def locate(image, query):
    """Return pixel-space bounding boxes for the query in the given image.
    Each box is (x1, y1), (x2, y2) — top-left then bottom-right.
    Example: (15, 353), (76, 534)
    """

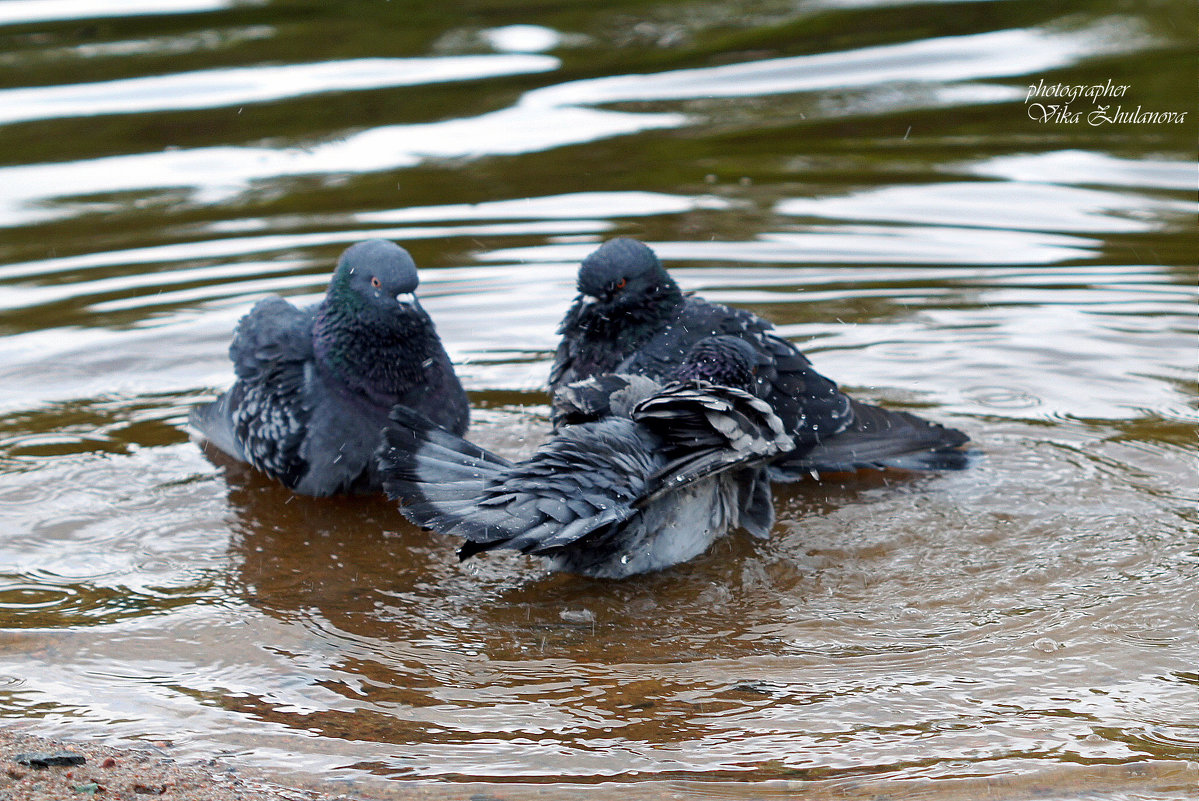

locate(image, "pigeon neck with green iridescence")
(312, 283), (437, 407)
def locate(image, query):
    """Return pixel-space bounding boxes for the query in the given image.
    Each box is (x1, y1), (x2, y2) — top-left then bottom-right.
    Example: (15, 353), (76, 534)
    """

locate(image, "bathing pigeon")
(190, 239), (469, 496)
(378, 336), (792, 578)
(550, 237), (969, 476)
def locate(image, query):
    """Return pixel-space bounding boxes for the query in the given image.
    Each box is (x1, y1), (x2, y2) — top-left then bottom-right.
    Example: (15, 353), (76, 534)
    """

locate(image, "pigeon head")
(566, 238), (683, 335)
(315, 240), (443, 401)
(673, 335), (760, 391)
(329, 239), (421, 316)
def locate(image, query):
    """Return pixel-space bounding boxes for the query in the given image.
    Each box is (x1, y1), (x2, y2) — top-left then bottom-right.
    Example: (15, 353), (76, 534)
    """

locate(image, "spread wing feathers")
(219, 297), (317, 487)
(190, 297), (315, 482)
(619, 297), (854, 448)
(378, 405), (509, 519)
(551, 373), (661, 429)
(378, 407), (655, 560)
(630, 381), (793, 508)
(755, 332), (853, 448)
(696, 300), (854, 445)
(771, 398), (972, 477)
(229, 296), (315, 381)
(230, 361), (311, 487)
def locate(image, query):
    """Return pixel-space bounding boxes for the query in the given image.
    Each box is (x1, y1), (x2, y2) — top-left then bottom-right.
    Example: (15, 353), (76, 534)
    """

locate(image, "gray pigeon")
(551, 237), (970, 476)
(190, 239), (469, 496)
(378, 336), (793, 578)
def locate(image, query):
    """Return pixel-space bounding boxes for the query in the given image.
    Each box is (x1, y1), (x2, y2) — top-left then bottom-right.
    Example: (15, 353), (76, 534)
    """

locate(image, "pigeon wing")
(631, 381), (793, 507)
(227, 297), (316, 488)
(229, 296), (315, 381)
(772, 397), (971, 475)
(752, 330), (853, 449)
(614, 296), (854, 447)
(455, 419), (657, 559)
(551, 373), (661, 429)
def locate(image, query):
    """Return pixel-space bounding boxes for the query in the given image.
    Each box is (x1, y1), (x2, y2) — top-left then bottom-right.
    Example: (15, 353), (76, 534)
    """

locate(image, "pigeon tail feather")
(771, 398), (972, 477)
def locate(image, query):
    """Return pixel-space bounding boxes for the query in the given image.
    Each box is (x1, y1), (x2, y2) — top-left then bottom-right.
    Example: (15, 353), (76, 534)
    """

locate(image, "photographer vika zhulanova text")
(1024, 78), (1188, 126)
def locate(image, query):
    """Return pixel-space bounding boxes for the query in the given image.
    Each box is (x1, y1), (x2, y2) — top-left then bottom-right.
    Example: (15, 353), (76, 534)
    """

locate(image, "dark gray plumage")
(551, 237), (970, 476)
(378, 336), (792, 578)
(190, 239), (469, 496)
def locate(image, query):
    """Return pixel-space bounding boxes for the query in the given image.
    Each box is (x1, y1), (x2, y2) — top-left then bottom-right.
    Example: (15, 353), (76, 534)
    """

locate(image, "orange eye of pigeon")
(371, 276), (382, 288)
(615, 278), (626, 289)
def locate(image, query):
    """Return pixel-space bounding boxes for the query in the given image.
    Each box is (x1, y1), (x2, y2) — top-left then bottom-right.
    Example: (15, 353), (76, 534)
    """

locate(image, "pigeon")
(377, 336), (793, 578)
(550, 237), (970, 476)
(190, 239), (469, 496)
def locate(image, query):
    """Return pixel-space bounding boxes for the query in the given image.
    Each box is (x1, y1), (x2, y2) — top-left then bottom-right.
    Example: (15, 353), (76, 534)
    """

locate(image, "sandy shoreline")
(0, 727), (366, 801)
(0, 728), (580, 801)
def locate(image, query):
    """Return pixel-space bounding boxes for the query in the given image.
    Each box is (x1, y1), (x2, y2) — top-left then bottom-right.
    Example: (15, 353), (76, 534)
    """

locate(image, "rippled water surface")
(0, 1), (1195, 798)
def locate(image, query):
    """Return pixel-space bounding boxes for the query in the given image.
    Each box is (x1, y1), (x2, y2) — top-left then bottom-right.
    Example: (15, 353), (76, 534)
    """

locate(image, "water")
(0, 1), (1195, 798)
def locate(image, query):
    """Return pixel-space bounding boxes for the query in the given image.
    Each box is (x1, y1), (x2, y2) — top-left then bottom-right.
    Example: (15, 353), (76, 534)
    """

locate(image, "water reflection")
(357, 190), (731, 224)
(199, 422), (1197, 781)
(480, 228), (1099, 265)
(0, 0), (251, 26)
(969, 150), (1195, 191)
(519, 24), (1132, 107)
(0, 25), (275, 66)
(0, 55), (558, 126)
(0, 16), (1150, 226)
(0, 0), (1195, 795)
(775, 180), (1190, 233)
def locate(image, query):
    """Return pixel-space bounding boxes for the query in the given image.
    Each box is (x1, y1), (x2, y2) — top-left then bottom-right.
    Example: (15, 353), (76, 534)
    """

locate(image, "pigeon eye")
(615, 278), (627, 289)
(370, 276), (382, 289)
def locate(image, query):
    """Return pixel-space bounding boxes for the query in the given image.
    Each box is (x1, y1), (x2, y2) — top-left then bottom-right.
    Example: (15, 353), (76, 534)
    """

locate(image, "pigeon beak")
(580, 295), (598, 306)
(396, 292), (416, 305)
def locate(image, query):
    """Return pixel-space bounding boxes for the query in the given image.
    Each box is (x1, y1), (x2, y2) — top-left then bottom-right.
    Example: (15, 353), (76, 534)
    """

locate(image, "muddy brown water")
(0, 1), (1195, 799)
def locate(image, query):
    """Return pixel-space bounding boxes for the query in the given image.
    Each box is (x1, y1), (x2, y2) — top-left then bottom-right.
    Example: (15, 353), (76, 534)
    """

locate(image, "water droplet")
(559, 608), (595, 625)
